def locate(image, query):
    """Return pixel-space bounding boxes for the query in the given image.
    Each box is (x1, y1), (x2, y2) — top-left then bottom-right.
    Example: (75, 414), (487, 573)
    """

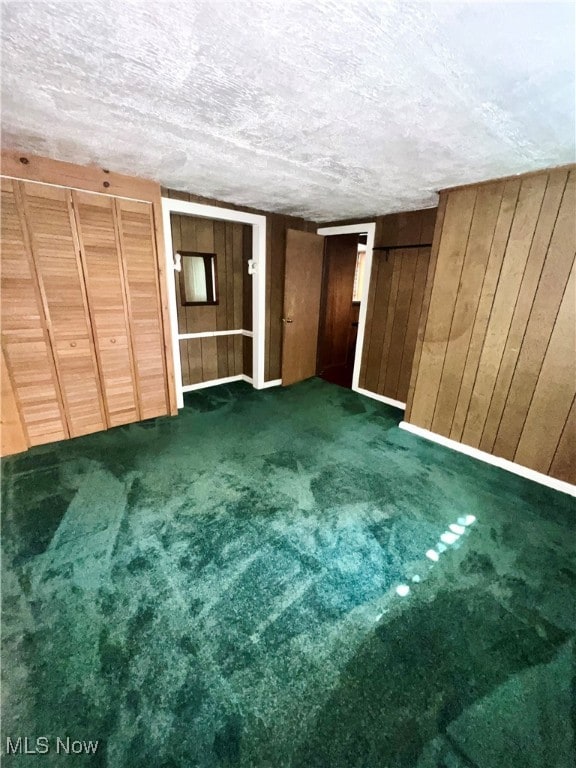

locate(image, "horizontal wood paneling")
(406, 165), (576, 484)
(358, 208), (437, 404)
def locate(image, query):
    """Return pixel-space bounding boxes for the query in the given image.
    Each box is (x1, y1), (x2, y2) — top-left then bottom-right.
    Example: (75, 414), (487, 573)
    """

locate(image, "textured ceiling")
(1, 1), (574, 221)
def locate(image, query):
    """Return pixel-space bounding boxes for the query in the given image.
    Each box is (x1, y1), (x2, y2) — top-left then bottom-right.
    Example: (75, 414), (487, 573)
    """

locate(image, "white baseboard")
(399, 421), (576, 497)
(257, 379), (282, 389)
(355, 386), (406, 411)
(182, 375), (245, 392)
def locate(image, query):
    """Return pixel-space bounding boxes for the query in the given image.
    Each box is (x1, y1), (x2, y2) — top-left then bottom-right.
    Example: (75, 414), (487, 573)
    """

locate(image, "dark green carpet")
(2, 378), (575, 767)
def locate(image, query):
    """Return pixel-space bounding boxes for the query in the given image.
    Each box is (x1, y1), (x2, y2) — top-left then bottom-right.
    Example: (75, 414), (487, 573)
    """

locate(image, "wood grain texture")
(19, 181), (106, 437)
(1, 347), (28, 456)
(164, 187), (315, 382)
(2, 150), (160, 203)
(116, 198), (171, 419)
(281, 229), (325, 386)
(73, 191), (140, 427)
(407, 165), (576, 483)
(1, 158), (175, 452)
(169, 210), (251, 385)
(359, 207), (437, 405)
(316, 233), (358, 374)
(0, 178), (68, 450)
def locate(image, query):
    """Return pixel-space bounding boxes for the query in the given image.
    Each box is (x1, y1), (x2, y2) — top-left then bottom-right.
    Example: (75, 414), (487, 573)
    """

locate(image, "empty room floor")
(2, 379), (574, 768)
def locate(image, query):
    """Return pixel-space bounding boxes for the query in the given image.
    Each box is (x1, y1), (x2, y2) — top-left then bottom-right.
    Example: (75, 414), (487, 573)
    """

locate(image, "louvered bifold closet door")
(72, 191), (140, 427)
(0, 179), (68, 446)
(115, 198), (170, 419)
(19, 182), (106, 438)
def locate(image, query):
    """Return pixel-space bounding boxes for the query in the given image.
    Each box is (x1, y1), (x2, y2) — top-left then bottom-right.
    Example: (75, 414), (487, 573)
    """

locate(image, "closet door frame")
(161, 197), (267, 408)
(1, 149), (178, 420)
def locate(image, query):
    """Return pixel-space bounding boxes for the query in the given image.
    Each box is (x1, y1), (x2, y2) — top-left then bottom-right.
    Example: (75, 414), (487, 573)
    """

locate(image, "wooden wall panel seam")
(405, 196), (447, 418)
(473, 173), (551, 447)
(459, 178), (529, 444)
(511, 260), (576, 470)
(429, 190), (480, 429)
(407, 165), (575, 483)
(479, 171), (569, 452)
(448, 179), (522, 441)
(445, 185), (507, 436)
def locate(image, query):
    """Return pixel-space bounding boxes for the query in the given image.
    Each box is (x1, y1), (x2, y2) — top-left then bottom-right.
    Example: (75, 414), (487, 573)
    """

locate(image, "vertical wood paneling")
(406, 199), (447, 417)
(407, 164), (576, 484)
(397, 247), (430, 400)
(0, 178), (68, 447)
(549, 397), (576, 483)
(514, 262), (576, 473)
(461, 174), (548, 446)
(19, 182), (106, 437)
(493, 170), (576, 459)
(169, 208), (253, 385)
(431, 183), (504, 436)
(448, 179), (521, 441)
(479, 169), (569, 451)
(359, 207), (438, 404)
(410, 189), (477, 427)
(164, 188), (315, 383)
(382, 250), (417, 396)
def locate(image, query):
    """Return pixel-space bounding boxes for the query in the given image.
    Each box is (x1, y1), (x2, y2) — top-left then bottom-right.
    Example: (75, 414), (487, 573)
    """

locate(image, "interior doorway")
(316, 232), (367, 389)
(280, 222), (375, 392)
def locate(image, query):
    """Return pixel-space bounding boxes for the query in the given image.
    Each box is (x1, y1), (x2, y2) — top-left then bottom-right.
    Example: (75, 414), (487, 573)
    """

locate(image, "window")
(178, 251), (218, 305)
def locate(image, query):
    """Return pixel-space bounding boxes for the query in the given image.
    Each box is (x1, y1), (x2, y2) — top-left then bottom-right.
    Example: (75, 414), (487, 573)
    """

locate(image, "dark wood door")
(281, 229), (325, 386)
(316, 233), (359, 388)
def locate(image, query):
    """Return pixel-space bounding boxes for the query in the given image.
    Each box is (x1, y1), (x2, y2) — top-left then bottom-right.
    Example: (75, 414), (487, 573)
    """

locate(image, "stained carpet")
(1, 379), (575, 767)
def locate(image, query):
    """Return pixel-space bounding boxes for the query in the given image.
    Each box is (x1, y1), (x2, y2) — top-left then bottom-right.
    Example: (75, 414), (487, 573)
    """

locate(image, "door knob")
(283, 318), (293, 324)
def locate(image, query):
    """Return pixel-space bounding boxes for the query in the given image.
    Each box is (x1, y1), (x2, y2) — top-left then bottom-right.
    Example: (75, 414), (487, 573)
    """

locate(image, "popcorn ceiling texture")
(1, 0), (574, 221)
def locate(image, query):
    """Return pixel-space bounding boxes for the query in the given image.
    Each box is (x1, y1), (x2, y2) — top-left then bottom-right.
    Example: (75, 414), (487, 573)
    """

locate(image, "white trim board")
(178, 329), (253, 340)
(316, 222), (376, 397)
(356, 387), (406, 411)
(182, 374), (252, 392)
(399, 421), (576, 497)
(161, 197), (267, 408)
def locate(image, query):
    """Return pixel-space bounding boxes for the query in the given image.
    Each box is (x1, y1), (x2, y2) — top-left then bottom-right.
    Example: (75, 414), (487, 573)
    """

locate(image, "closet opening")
(161, 197), (267, 408)
(316, 232), (368, 389)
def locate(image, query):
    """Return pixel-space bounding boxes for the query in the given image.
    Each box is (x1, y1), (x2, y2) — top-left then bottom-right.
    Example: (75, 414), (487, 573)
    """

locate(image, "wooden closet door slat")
(0, 178), (68, 447)
(116, 199), (170, 419)
(73, 191), (140, 427)
(19, 182), (106, 437)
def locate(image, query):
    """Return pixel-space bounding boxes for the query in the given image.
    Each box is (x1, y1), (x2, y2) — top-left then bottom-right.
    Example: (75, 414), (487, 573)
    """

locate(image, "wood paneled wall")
(163, 189), (315, 381)
(358, 209), (437, 403)
(169, 212), (251, 385)
(406, 166), (576, 484)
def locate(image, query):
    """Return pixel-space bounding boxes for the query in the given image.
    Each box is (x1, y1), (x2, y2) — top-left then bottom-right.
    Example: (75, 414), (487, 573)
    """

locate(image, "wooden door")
(19, 182), (106, 437)
(0, 178), (68, 448)
(316, 233), (358, 387)
(116, 198), (170, 419)
(281, 229), (325, 386)
(73, 191), (140, 427)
